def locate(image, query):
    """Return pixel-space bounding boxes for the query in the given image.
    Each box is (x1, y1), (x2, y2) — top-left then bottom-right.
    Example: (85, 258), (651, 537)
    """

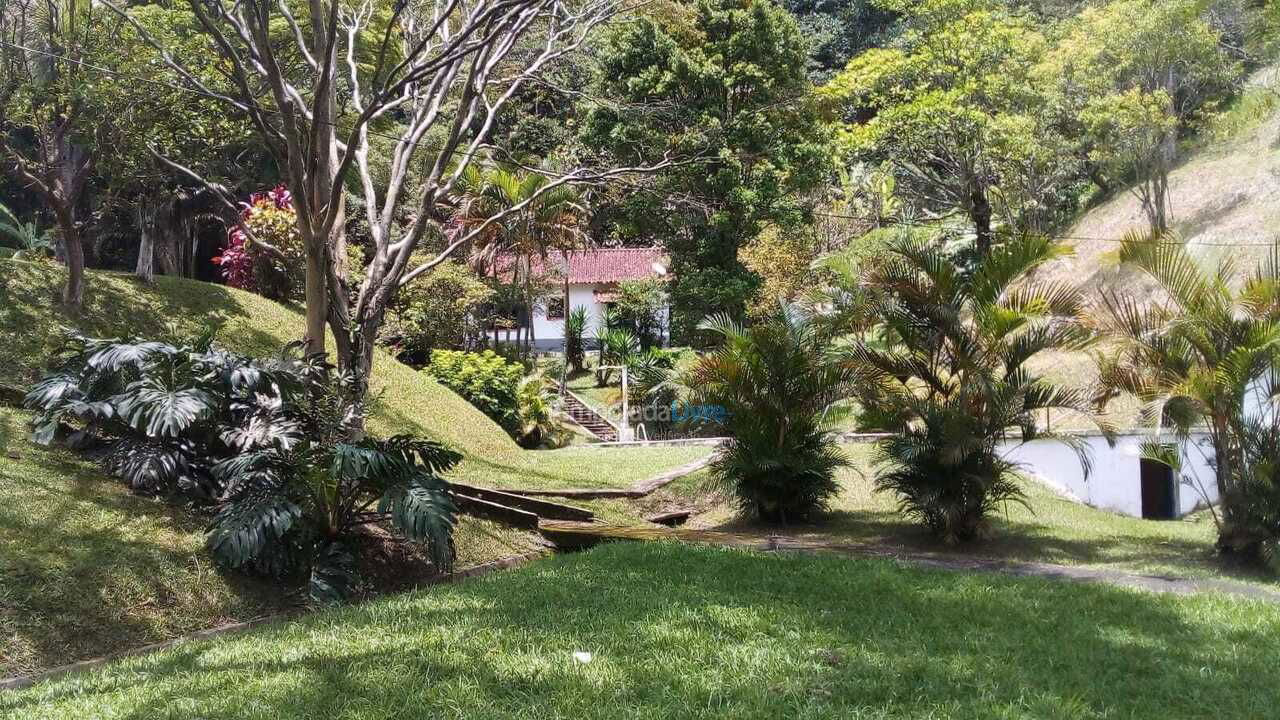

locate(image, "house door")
(1139, 458), (1176, 519)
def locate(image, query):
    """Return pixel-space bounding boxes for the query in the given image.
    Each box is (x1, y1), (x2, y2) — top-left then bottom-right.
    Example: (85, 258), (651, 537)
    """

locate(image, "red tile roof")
(564, 248), (667, 284)
(495, 248), (668, 285)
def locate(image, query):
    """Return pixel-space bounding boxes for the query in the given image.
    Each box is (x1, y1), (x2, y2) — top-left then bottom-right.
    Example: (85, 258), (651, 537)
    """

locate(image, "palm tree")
(681, 302), (859, 523)
(452, 165), (586, 354)
(835, 232), (1102, 543)
(1094, 231), (1280, 554)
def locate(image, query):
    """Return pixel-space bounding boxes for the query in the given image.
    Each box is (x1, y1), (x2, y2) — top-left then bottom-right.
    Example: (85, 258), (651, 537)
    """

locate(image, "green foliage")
(24, 331), (459, 602)
(1221, 400), (1280, 569)
(388, 260), (494, 364)
(584, 0), (831, 342)
(682, 303), (857, 522)
(783, 0), (901, 83)
(565, 305), (588, 372)
(823, 0), (1061, 245)
(613, 278), (666, 348)
(1036, 0), (1240, 230)
(207, 376), (460, 604)
(426, 350), (524, 436)
(594, 312), (640, 387)
(514, 373), (570, 449)
(1094, 232), (1280, 563)
(739, 223), (819, 319)
(838, 232), (1101, 543)
(0, 203), (54, 255)
(825, 0), (1242, 240)
(25, 330), (264, 497)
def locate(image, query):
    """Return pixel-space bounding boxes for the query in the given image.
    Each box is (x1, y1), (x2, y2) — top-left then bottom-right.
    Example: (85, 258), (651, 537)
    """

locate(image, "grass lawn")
(0, 406), (550, 678)
(4, 542), (1278, 719)
(689, 444), (1267, 584)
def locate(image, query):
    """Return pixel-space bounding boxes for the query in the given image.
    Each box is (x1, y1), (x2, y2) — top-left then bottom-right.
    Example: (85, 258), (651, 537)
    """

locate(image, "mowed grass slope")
(0, 261), (518, 460)
(0, 261), (709, 486)
(0, 261), (707, 676)
(0, 407), (283, 678)
(5, 542), (1278, 720)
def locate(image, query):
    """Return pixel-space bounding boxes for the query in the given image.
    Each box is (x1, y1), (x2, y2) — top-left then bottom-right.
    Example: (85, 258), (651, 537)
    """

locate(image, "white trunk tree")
(107, 0), (667, 401)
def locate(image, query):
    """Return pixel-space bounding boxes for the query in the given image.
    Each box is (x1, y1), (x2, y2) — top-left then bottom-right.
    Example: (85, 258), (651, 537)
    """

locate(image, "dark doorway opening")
(1140, 458), (1176, 520)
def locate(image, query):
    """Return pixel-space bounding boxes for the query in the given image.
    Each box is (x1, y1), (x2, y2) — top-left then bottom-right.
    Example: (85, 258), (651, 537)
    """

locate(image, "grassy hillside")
(0, 260), (519, 461)
(0, 260), (710, 677)
(0, 406), (285, 677)
(6, 542), (1279, 719)
(1041, 65), (1280, 295)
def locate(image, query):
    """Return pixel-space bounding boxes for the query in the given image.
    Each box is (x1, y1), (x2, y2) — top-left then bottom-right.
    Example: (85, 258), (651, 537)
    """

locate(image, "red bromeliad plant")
(213, 185), (304, 299)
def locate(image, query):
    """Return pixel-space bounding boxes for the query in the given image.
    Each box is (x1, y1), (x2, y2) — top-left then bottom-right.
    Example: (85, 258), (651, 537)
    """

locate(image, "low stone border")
(503, 456), (713, 499)
(0, 551), (548, 693)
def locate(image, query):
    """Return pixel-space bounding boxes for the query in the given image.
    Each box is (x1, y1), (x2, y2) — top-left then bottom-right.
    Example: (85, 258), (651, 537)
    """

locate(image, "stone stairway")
(561, 391), (618, 442)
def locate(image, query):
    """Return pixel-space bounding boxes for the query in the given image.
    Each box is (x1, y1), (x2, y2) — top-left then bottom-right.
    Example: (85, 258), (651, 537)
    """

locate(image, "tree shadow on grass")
(698, 501), (1278, 587)
(0, 409), (288, 678)
(4, 543), (1278, 718)
(0, 263), (287, 389)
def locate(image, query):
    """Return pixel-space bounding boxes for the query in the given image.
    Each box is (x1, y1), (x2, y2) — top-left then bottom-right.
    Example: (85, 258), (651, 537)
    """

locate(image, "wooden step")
(449, 483), (595, 522)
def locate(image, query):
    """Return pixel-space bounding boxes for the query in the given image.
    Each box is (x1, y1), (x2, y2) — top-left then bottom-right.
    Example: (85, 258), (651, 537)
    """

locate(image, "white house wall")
(999, 433), (1219, 518)
(488, 283), (670, 349)
(568, 284), (603, 338)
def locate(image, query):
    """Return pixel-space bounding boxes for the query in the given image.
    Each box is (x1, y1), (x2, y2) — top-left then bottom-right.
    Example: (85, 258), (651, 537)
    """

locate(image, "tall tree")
(583, 0), (830, 343)
(822, 0), (1055, 256)
(108, 0), (665, 415)
(0, 0), (99, 307)
(452, 164), (587, 352)
(1038, 0), (1239, 232)
(79, 3), (259, 282)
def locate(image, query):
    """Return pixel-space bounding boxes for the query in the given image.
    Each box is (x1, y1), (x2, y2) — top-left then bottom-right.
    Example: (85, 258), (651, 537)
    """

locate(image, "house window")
(545, 296), (565, 320)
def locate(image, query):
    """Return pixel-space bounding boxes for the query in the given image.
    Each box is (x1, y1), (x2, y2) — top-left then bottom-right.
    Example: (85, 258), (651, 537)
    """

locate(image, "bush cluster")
(426, 350), (524, 436)
(25, 331), (458, 603)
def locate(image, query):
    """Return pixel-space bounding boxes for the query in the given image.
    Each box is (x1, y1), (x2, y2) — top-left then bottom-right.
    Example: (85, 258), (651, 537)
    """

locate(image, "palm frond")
(378, 474), (456, 571)
(207, 492), (303, 570)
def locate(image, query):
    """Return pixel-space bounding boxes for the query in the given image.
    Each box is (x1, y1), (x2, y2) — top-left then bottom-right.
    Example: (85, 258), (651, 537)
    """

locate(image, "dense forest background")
(2, 0), (1277, 344)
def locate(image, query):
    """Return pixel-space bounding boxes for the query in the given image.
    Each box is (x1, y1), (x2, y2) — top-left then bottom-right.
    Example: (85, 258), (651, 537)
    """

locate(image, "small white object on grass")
(572, 651), (593, 664)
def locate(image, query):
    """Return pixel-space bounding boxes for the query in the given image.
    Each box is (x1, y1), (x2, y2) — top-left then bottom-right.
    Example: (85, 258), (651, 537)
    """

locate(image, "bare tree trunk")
(105, 0), (670, 414)
(304, 236), (329, 356)
(134, 202), (161, 283)
(135, 203), (156, 283)
(51, 133), (90, 308)
(525, 257), (537, 355)
(970, 185), (993, 257)
(54, 206), (85, 307)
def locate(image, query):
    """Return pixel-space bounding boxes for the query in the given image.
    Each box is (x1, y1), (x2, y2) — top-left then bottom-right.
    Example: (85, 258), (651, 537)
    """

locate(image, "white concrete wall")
(999, 433), (1219, 518)
(568, 284), (603, 338)
(487, 283), (591, 347)
(488, 282), (670, 349)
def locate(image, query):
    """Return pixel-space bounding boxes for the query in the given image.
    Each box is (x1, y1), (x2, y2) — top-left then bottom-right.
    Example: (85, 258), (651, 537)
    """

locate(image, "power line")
(812, 210), (1280, 247)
